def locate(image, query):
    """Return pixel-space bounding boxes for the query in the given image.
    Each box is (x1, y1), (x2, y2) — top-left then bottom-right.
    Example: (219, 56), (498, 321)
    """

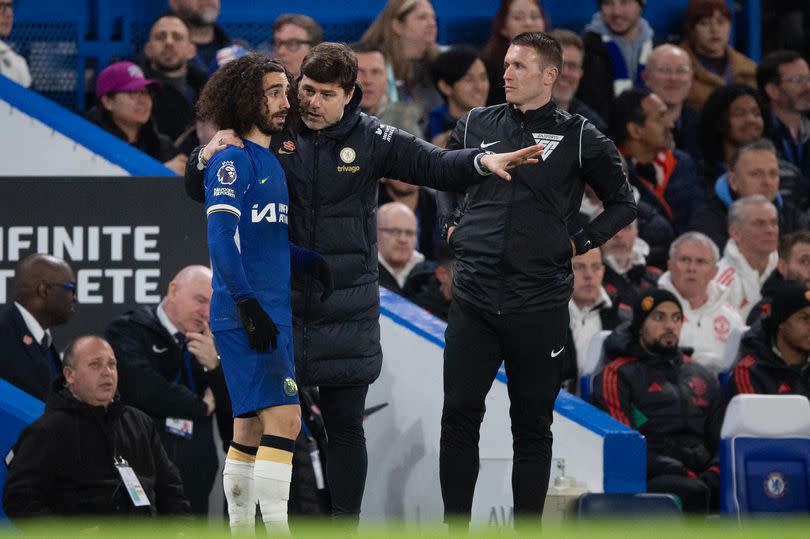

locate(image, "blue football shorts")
(212, 326), (299, 417)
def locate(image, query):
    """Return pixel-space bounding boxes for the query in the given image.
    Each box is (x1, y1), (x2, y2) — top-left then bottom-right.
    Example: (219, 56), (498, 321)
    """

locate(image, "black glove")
(311, 256), (334, 302)
(237, 298), (279, 352)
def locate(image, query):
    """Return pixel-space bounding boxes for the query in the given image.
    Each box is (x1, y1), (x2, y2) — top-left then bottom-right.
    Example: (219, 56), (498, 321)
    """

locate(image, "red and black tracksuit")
(592, 325), (724, 512)
(729, 321), (810, 398)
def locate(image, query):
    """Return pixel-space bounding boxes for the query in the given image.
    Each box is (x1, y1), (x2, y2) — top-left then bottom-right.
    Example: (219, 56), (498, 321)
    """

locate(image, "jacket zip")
(303, 136), (321, 364)
(494, 123), (525, 315)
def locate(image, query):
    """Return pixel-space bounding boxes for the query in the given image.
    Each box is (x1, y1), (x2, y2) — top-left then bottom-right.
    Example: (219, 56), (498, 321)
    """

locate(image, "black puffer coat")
(187, 85), (483, 385)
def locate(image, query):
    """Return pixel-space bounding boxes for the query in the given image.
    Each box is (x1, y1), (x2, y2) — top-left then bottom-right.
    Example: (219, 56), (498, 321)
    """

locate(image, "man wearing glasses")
(757, 49), (810, 182)
(269, 13), (322, 78)
(377, 202), (430, 295)
(0, 253), (77, 400)
(0, 0), (31, 87)
(643, 44), (700, 160)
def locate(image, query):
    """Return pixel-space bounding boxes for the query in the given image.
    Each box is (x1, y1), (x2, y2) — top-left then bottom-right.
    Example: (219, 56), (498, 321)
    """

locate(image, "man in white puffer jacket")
(659, 232), (745, 372)
(714, 195), (779, 319)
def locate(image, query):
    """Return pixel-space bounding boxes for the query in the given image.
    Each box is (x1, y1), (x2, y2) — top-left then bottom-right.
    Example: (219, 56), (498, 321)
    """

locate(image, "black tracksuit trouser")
(319, 384), (369, 520)
(440, 297), (568, 525)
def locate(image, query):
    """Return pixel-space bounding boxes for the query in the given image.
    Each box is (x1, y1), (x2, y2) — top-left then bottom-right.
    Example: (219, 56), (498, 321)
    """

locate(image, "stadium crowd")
(2, 0), (810, 523)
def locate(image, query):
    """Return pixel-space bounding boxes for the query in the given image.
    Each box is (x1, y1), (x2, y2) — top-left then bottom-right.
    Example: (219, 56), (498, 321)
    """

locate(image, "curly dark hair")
(196, 53), (295, 137)
(698, 84), (769, 169)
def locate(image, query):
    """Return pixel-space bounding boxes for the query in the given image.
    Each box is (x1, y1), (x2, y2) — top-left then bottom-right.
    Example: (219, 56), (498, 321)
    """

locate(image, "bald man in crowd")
(105, 265), (223, 514)
(377, 202), (433, 295)
(642, 44), (700, 158)
(0, 253), (77, 400)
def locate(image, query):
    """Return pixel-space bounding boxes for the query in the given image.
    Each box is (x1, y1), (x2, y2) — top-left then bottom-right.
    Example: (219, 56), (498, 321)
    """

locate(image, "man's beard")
(646, 340), (678, 356)
(154, 58), (186, 74)
(256, 113), (285, 136)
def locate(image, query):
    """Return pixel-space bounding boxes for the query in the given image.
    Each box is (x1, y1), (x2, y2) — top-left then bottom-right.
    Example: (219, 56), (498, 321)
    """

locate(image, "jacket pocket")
(504, 202), (570, 273)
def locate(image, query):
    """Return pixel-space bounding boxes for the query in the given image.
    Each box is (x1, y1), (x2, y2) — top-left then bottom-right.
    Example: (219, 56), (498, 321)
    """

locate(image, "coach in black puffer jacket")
(186, 84), (485, 386)
(3, 379), (189, 517)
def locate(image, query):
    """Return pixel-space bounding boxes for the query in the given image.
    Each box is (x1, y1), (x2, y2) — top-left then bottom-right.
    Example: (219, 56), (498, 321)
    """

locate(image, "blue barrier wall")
(0, 380), (45, 519)
(379, 288), (647, 494)
(0, 75), (173, 176)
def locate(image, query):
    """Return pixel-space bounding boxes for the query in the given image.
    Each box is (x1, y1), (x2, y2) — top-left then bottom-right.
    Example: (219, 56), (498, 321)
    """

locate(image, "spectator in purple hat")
(88, 61), (187, 175)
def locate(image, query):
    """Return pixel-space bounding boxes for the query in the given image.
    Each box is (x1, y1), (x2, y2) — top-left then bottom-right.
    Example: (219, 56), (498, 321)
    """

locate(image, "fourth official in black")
(440, 31), (637, 527)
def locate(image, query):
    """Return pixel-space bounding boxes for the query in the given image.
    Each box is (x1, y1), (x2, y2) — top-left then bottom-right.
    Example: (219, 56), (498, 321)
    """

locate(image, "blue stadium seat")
(574, 492), (682, 516)
(0, 380), (45, 520)
(720, 394), (810, 515)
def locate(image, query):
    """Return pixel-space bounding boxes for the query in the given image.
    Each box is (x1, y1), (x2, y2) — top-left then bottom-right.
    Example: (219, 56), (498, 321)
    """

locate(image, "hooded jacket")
(577, 13), (655, 121)
(592, 324), (723, 478)
(3, 381), (189, 518)
(186, 84), (484, 386)
(746, 270), (785, 325)
(729, 320), (810, 398)
(687, 173), (808, 251)
(86, 106), (179, 163)
(0, 39), (32, 87)
(715, 239), (779, 319)
(657, 271), (745, 372)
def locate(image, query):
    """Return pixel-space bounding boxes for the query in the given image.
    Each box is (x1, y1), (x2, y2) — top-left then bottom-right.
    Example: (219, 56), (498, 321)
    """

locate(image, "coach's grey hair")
(729, 138), (778, 171)
(669, 231), (720, 263)
(728, 194), (776, 230)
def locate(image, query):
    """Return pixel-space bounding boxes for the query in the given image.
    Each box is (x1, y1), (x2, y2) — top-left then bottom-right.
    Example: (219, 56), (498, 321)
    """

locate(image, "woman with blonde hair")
(361, 0), (442, 118)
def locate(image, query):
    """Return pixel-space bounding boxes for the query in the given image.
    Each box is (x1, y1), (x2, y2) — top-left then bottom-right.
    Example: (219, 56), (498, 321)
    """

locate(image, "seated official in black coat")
(3, 336), (190, 518)
(105, 265), (224, 514)
(0, 254), (76, 400)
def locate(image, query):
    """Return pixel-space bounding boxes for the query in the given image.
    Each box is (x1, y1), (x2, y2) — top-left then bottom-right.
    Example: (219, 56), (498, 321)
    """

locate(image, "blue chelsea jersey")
(204, 139), (292, 331)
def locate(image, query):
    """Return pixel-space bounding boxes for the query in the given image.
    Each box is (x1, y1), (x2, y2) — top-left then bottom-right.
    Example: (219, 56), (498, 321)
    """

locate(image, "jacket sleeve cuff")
(473, 151), (493, 176)
(571, 229), (593, 255)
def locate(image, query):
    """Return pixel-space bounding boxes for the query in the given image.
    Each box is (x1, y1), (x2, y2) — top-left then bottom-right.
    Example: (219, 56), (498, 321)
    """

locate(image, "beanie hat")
(764, 282), (810, 336)
(630, 289), (682, 335)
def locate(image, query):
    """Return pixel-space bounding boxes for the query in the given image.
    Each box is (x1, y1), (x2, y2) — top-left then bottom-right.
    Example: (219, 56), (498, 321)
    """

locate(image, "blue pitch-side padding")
(720, 437), (810, 514)
(0, 75), (172, 177)
(0, 379), (45, 519)
(379, 288), (646, 494)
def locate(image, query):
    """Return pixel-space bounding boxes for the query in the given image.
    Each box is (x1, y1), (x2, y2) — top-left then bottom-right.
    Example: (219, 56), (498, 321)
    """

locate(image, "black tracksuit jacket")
(593, 325), (724, 478)
(447, 100), (637, 313)
(729, 321), (810, 398)
(3, 381), (189, 517)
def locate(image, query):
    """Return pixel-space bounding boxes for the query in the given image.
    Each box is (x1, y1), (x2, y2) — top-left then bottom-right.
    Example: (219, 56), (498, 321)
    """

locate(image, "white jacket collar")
(378, 250), (425, 289)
